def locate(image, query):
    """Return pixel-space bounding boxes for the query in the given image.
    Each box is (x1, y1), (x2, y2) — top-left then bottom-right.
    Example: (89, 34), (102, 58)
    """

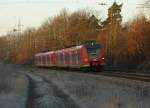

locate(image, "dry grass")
(36, 69), (150, 108)
(0, 63), (14, 93)
(0, 63), (28, 95)
(0, 63), (29, 108)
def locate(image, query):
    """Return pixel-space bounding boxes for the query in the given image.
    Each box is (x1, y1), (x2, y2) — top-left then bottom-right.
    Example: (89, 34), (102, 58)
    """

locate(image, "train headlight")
(101, 57), (104, 60)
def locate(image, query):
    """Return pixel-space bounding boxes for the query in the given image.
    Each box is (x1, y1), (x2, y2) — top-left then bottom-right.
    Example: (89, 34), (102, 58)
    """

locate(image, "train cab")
(84, 41), (105, 69)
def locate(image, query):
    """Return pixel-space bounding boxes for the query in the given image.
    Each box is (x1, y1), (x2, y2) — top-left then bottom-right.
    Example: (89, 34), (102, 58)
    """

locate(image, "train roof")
(35, 40), (102, 56)
(61, 45), (83, 51)
(35, 45), (84, 56)
(35, 51), (54, 56)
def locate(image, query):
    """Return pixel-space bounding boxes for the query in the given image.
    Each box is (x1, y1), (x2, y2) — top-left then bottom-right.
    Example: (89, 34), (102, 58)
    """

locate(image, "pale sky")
(0, 0), (145, 35)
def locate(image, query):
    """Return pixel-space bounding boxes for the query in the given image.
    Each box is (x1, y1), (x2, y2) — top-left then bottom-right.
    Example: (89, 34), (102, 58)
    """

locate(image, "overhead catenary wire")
(0, 0), (143, 6)
(137, 0), (150, 8)
(0, 0), (98, 5)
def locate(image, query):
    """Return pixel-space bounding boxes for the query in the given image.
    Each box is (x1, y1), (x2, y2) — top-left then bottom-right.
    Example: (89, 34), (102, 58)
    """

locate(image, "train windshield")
(86, 44), (101, 59)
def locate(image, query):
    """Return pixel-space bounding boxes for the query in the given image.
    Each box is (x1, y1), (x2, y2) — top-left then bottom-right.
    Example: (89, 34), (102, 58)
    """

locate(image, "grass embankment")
(0, 63), (29, 108)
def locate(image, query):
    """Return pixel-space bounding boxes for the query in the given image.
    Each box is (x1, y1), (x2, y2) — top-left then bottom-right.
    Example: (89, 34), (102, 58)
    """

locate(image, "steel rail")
(96, 71), (150, 82)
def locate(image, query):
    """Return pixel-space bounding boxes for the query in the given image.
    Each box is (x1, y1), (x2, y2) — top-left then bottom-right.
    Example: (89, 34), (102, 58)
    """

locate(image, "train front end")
(85, 41), (105, 70)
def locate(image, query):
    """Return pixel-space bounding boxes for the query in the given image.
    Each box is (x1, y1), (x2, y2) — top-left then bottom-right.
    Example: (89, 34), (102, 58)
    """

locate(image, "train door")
(72, 50), (76, 66)
(49, 53), (52, 66)
(39, 56), (41, 65)
(64, 51), (69, 67)
(77, 49), (81, 66)
(43, 55), (46, 66)
(49, 53), (53, 66)
(69, 50), (72, 67)
(60, 52), (64, 66)
(62, 52), (65, 66)
(46, 54), (50, 66)
(58, 52), (61, 66)
(81, 47), (90, 66)
(66, 52), (69, 67)
(51, 52), (56, 66)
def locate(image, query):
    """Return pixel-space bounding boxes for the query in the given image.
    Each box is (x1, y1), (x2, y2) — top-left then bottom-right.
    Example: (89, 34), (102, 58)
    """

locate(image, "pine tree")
(102, 2), (122, 27)
(102, 2), (123, 66)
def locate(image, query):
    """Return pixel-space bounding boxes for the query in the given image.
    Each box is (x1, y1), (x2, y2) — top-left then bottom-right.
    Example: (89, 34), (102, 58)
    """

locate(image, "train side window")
(39, 56), (40, 64)
(42, 56), (44, 64)
(75, 51), (78, 63)
(59, 53), (61, 64)
(40, 56), (42, 64)
(41, 56), (43, 64)
(45, 55), (47, 64)
(54, 53), (57, 63)
(56, 53), (59, 64)
(69, 52), (72, 64)
(64, 53), (67, 63)
(50, 54), (53, 64)
(64, 53), (66, 62)
(46, 55), (49, 64)
(72, 52), (74, 64)
(57, 53), (59, 64)
(78, 50), (81, 63)
(65, 52), (69, 63)
(58, 53), (61, 64)
(72, 52), (76, 63)
(67, 53), (70, 62)
(37, 56), (40, 64)
(44, 56), (46, 64)
(45, 56), (47, 64)
(60, 53), (62, 64)
(59, 53), (62, 64)
(58, 53), (60, 63)
(49, 55), (51, 64)
(71, 52), (74, 62)
(38, 56), (41, 64)
(60, 53), (63, 64)
(62, 53), (64, 64)
(43, 56), (46, 64)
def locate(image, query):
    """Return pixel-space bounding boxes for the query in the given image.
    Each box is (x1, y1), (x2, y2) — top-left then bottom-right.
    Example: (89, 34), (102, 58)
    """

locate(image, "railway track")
(64, 68), (150, 82)
(95, 71), (150, 82)
(33, 66), (150, 82)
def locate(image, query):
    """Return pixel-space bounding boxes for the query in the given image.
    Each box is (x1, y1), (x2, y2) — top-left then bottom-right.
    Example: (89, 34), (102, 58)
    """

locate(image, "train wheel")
(90, 65), (103, 72)
(90, 65), (96, 72)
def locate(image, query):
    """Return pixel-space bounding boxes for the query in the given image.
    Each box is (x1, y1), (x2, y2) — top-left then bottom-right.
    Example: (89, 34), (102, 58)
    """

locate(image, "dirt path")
(26, 72), (84, 108)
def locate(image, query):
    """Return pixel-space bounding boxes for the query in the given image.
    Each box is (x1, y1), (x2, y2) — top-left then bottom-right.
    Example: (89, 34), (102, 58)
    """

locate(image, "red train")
(34, 41), (105, 71)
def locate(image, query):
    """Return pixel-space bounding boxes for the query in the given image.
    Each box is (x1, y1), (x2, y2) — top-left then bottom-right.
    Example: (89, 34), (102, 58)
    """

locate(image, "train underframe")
(89, 61), (105, 71)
